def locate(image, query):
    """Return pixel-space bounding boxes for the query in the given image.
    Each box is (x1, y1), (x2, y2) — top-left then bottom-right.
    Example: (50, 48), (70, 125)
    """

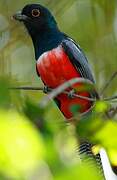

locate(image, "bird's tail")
(79, 141), (104, 179)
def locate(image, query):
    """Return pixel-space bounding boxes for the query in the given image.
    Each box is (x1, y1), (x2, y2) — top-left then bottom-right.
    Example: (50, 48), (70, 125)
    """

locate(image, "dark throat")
(30, 26), (64, 60)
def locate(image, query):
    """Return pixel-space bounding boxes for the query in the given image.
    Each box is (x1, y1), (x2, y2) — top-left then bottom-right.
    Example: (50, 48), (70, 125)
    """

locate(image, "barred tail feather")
(79, 141), (104, 179)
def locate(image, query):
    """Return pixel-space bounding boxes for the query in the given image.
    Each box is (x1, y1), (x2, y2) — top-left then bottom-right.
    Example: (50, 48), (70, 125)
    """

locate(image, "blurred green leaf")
(54, 162), (102, 180)
(92, 120), (117, 166)
(77, 101), (117, 166)
(95, 101), (109, 113)
(0, 109), (45, 179)
(0, 77), (11, 108)
(0, 0), (117, 179)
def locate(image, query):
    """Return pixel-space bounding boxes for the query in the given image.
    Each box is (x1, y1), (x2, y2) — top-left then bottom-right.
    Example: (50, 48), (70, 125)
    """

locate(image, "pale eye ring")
(31, 9), (40, 17)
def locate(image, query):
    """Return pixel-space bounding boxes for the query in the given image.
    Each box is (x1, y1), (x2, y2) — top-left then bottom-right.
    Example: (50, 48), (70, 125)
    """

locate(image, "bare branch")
(9, 84), (117, 104)
(40, 78), (96, 107)
(100, 71), (117, 96)
(9, 81), (117, 117)
(63, 91), (96, 101)
(103, 95), (117, 102)
(9, 87), (44, 91)
(9, 82), (97, 105)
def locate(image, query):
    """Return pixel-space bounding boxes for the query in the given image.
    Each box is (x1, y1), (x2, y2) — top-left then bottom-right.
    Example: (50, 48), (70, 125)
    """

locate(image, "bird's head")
(13, 4), (57, 36)
(13, 4), (63, 59)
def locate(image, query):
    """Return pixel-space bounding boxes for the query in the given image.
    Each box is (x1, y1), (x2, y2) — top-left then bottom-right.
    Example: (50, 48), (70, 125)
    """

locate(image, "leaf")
(54, 163), (102, 180)
(0, 109), (45, 179)
(0, 77), (11, 108)
(23, 98), (54, 138)
(75, 99), (117, 166)
(91, 120), (117, 165)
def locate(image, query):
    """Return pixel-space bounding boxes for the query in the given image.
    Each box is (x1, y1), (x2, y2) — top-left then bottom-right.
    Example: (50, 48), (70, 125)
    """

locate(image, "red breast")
(36, 46), (92, 119)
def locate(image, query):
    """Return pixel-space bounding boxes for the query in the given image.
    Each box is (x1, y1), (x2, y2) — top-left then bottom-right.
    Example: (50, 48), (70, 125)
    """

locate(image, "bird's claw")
(68, 89), (75, 99)
(43, 86), (50, 94)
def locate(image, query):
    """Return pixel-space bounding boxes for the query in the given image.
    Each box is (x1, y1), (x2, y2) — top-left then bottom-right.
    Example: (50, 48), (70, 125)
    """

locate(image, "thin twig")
(9, 86), (117, 105)
(63, 91), (95, 102)
(9, 87), (44, 91)
(9, 79), (117, 107)
(40, 78), (96, 107)
(100, 71), (117, 96)
(10, 86), (97, 101)
(103, 95), (117, 102)
(9, 78), (96, 106)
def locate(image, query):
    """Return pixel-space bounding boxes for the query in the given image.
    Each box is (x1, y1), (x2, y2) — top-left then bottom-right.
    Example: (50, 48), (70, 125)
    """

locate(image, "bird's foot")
(43, 86), (50, 94)
(67, 89), (75, 99)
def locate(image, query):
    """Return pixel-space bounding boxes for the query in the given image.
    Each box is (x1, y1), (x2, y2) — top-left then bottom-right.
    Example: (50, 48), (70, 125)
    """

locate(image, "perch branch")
(10, 77), (117, 110)
(10, 87), (44, 91)
(10, 78), (96, 107)
(103, 95), (117, 102)
(40, 78), (96, 107)
(100, 71), (117, 96)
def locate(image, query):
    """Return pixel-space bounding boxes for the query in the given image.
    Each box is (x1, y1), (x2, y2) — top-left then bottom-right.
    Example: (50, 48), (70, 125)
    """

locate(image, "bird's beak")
(13, 11), (28, 22)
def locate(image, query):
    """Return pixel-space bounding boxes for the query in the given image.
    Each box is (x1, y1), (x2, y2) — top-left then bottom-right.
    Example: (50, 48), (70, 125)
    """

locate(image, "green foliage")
(0, 78), (105, 180)
(0, 0), (117, 179)
(76, 101), (117, 166)
(0, 77), (11, 108)
(55, 163), (102, 180)
(0, 109), (45, 179)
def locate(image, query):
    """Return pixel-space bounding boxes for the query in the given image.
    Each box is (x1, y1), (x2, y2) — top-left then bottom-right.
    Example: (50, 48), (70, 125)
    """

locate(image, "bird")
(13, 3), (104, 177)
(13, 4), (98, 120)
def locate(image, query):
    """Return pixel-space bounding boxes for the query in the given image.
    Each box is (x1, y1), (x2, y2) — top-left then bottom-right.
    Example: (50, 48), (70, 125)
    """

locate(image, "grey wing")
(61, 38), (95, 83)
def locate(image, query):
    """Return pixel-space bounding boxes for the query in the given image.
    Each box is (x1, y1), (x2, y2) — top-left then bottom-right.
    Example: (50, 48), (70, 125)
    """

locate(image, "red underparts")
(36, 46), (92, 119)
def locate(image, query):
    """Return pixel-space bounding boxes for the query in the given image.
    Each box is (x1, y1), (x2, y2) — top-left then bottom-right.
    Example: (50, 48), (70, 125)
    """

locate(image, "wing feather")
(61, 38), (95, 83)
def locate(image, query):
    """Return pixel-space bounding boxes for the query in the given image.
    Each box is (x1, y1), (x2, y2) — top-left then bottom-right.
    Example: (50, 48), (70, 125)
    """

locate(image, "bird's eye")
(31, 9), (40, 17)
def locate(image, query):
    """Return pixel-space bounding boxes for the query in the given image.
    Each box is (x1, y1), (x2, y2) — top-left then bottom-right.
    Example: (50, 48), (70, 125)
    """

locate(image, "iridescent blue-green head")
(13, 4), (58, 36)
(13, 4), (64, 59)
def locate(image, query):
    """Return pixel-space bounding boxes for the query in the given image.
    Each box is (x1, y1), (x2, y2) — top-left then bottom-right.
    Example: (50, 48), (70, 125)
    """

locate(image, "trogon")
(13, 3), (104, 177)
(13, 4), (98, 120)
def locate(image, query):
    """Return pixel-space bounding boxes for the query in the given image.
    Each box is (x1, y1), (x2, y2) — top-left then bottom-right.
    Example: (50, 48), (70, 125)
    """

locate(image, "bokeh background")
(0, 0), (117, 95)
(0, 0), (117, 179)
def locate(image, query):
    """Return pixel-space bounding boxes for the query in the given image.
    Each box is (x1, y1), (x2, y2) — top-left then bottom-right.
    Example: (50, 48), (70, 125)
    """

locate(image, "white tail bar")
(100, 148), (117, 180)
